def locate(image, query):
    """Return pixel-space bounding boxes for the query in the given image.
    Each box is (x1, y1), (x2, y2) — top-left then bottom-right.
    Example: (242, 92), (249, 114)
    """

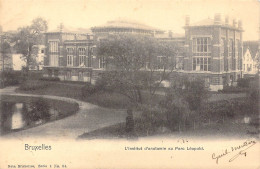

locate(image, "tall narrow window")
(99, 56), (105, 69)
(78, 48), (85, 66)
(220, 38), (225, 57)
(67, 48), (74, 66)
(49, 41), (59, 66)
(192, 37), (211, 71)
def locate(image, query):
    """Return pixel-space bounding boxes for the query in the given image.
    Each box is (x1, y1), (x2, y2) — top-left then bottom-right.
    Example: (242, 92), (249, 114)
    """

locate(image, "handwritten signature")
(212, 140), (256, 164)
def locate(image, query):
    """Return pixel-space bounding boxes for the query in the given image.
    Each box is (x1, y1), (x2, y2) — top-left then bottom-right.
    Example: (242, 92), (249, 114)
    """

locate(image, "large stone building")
(43, 15), (246, 91)
(43, 20), (167, 83)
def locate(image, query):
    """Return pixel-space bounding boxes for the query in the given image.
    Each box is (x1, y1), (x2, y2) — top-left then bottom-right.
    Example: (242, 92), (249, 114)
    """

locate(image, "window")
(66, 71), (71, 80)
(220, 38), (225, 57)
(192, 37), (211, 55)
(229, 39), (233, 57)
(67, 48), (74, 66)
(157, 56), (167, 70)
(99, 56), (105, 69)
(50, 55), (59, 66)
(41, 49), (44, 53)
(192, 57), (211, 71)
(78, 48), (85, 66)
(175, 57), (184, 70)
(78, 72), (83, 81)
(49, 41), (58, 52)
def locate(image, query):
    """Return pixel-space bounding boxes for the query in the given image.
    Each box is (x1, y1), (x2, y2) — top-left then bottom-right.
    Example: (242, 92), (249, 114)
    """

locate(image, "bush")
(219, 86), (248, 93)
(182, 78), (208, 111)
(19, 80), (49, 91)
(81, 82), (97, 97)
(237, 78), (250, 88)
(39, 77), (60, 81)
(0, 71), (22, 87)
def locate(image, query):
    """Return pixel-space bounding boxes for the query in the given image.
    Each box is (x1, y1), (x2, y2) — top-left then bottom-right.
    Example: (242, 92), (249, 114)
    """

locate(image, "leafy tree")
(0, 40), (11, 71)
(97, 34), (179, 107)
(12, 17), (48, 71)
(182, 78), (209, 111)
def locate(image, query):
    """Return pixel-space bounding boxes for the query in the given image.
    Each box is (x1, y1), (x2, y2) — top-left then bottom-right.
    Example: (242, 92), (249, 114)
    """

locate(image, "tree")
(0, 39), (11, 88)
(12, 17), (48, 71)
(0, 40), (11, 71)
(97, 34), (178, 107)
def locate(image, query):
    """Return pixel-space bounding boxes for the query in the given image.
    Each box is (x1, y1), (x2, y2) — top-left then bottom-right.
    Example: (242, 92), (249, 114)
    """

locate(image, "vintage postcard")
(0, 0), (259, 168)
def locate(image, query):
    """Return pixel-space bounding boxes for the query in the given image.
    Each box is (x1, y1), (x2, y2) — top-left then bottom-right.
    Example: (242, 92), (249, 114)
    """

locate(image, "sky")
(0, 0), (259, 40)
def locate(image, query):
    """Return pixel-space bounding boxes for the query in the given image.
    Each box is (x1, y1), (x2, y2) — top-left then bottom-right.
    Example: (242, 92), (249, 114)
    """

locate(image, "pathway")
(0, 87), (127, 140)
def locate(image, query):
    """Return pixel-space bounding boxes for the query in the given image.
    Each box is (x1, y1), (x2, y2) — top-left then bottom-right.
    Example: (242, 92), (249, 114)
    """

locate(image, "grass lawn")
(16, 80), (165, 109)
(15, 80), (259, 139)
(78, 114), (260, 140)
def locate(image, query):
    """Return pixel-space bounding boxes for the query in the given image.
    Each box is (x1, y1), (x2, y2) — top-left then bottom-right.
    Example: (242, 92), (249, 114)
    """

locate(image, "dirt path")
(0, 87), (127, 140)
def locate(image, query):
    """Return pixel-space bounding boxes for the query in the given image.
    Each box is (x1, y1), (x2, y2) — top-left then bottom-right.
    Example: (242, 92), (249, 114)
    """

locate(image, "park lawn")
(78, 114), (259, 140)
(16, 80), (165, 109)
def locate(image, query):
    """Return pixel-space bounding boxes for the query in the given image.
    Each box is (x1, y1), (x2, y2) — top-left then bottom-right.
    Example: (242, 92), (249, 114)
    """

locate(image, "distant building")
(243, 41), (258, 75)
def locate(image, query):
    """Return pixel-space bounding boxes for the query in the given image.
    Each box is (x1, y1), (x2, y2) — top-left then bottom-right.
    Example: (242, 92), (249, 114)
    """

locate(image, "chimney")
(214, 13), (221, 25)
(238, 20), (242, 29)
(185, 15), (190, 26)
(233, 19), (237, 27)
(225, 16), (229, 26)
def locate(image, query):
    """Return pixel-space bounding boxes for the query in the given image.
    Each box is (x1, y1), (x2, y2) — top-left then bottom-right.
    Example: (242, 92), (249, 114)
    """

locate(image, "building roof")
(48, 26), (92, 34)
(243, 41), (259, 58)
(188, 17), (242, 31)
(155, 32), (184, 39)
(190, 18), (219, 27)
(92, 18), (163, 32)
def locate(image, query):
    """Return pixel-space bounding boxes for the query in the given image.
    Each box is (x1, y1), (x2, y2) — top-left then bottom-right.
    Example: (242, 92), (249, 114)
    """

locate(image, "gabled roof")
(243, 41), (259, 59)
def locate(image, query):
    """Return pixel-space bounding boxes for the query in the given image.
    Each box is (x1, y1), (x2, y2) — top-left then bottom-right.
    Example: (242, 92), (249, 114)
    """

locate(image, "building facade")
(43, 16), (246, 91)
(182, 14), (243, 91)
(43, 30), (98, 83)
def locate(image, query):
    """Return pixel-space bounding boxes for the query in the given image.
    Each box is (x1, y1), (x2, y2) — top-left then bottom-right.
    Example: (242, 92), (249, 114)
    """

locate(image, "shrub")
(0, 71), (22, 87)
(81, 82), (97, 97)
(219, 85), (248, 93)
(19, 80), (49, 91)
(182, 78), (208, 111)
(138, 104), (167, 135)
(237, 78), (250, 88)
(39, 77), (60, 81)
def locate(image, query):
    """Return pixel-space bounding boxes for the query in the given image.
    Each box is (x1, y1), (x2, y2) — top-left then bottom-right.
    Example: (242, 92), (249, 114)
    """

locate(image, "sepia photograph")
(0, 0), (259, 168)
